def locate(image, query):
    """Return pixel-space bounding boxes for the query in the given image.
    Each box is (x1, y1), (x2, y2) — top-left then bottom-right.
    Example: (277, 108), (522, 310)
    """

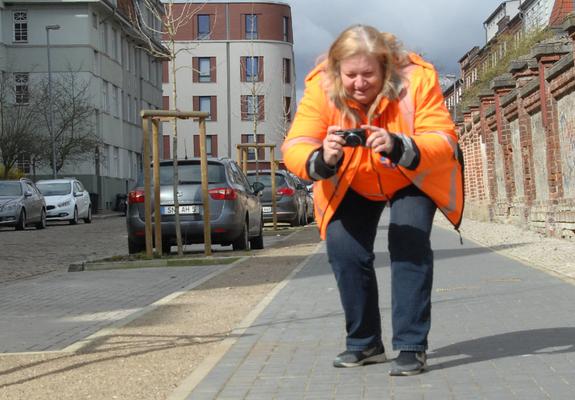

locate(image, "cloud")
(285, 0), (505, 101)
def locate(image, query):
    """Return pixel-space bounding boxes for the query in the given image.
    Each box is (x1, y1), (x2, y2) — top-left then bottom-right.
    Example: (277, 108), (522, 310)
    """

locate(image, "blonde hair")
(323, 25), (409, 125)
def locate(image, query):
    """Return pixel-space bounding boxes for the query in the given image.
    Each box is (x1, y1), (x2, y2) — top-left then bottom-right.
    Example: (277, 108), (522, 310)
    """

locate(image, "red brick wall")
(460, 31), (575, 239)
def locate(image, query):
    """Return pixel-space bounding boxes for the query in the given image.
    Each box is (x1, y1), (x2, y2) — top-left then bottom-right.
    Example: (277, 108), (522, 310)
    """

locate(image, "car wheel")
(301, 208), (308, 226)
(249, 218), (264, 250)
(84, 207), (92, 223)
(290, 213), (300, 227)
(35, 208), (47, 229)
(15, 209), (26, 231)
(70, 207), (78, 225)
(232, 219), (249, 251)
(128, 238), (146, 254)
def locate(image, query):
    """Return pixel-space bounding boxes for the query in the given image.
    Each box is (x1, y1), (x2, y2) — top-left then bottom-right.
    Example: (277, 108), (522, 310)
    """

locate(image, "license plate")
(161, 205), (200, 215)
(262, 206), (272, 213)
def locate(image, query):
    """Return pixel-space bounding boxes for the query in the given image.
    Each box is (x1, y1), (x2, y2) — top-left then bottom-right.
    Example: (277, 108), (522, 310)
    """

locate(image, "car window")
(0, 181), (22, 196)
(25, 182), (36, 194)
(229, 162), (251, 190)
(37, 182), (72, 196)
(147, 163), (226, 185)
(74, 182), (83, 192)
(246, 173), (287, 187)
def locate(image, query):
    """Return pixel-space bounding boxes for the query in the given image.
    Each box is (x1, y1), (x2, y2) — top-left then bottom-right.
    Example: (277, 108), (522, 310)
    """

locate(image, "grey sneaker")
(389, 351), (427, 376)
(333, 345), (387, 368)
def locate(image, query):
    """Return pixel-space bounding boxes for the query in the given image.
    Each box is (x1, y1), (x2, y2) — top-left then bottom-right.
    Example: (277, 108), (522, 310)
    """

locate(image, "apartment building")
(0, 0), (165, 209)
(161, 1), (295, 169)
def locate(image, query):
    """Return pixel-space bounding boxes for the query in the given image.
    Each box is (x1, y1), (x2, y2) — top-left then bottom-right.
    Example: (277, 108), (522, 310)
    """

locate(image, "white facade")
(0, 0), (165, 209)
(484, 0), (522, 43)
(162, 1), (296, 166)
(522, 0), (555, 32)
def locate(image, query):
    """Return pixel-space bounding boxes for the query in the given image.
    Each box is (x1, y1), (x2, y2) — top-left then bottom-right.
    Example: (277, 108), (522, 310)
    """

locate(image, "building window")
(92, 13), (98, 29)
(241, 95), (264, 121)
(205, 136), (214, 156)
(199, 96), (211, 119)
(102, 81), (109, 113)
(283, 16), (290, 42)
(241, 134), (264, 160)
(283, 58), (291, 83)
(194, 96), (216, 121)
(241, 56), (262, 82)
(14, 73), (29, 104)
(194, 134), (217, 157)
(13, 11), (28, 43)
(246, 57), (258, 82)
(245, 14), (258, 40)
(284, 97), (292, 122)
(111, 28), (118, 60)
(101, 22), (108, 54)
(199, 57), (211, 82)
(197, 14), (210, 39)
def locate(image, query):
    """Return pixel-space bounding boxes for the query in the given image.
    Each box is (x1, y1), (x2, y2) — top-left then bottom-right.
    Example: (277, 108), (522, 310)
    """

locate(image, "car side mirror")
(252, 181), (265, 194)
(74, 191), (83, 197)
(24, 190), (33, 197)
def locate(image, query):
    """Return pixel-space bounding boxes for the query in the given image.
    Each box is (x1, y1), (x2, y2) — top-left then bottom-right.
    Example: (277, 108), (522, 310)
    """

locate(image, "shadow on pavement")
(430, 327), (575, 370)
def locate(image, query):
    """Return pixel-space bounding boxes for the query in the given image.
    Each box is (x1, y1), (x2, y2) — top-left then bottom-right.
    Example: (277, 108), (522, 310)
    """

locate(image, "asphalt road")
(0, 214), (301, 284)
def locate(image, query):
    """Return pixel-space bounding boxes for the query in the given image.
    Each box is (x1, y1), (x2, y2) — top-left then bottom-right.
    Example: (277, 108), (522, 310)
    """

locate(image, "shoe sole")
(333, 353), (387, 368)
(389, 362), (427, 376)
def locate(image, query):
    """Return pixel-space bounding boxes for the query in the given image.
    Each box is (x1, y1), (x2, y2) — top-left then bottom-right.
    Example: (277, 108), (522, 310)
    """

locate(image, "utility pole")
(46, 24), (60, 178)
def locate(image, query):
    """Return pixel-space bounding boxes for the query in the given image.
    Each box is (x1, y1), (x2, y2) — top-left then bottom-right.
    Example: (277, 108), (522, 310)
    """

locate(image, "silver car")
(126, 158), (265, 254)
(0, 179), (47, 230)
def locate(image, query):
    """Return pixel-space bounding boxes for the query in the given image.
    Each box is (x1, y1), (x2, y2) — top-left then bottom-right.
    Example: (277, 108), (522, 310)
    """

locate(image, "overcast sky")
(282, 0), (506, 100)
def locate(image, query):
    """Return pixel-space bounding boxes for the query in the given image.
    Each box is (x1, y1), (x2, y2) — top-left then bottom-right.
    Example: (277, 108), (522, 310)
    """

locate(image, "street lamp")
(445, 74), (458, 122)
(46, 24), (60, 179)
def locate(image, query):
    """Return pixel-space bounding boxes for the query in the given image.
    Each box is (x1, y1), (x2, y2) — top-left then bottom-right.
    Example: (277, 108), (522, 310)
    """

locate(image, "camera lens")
(346, 133), (363, 147)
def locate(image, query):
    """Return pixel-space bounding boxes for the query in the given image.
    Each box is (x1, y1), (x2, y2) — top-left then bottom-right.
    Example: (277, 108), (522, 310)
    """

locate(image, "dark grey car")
(246, 170), (308, 226)
(126, 158), (265, 254)
(0, 178), (47, 230)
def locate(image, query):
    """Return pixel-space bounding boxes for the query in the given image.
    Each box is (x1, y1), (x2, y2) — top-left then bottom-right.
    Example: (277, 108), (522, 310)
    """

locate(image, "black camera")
(334, 128), (367, 147)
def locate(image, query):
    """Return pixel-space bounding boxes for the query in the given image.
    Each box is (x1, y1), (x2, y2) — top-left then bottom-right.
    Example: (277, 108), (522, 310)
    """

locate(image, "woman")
(282, 25), (464, 376)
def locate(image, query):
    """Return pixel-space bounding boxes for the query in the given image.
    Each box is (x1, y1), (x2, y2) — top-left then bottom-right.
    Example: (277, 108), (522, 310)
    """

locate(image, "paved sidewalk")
(0, 262), (239, 353)
(183, 212), (575, 399)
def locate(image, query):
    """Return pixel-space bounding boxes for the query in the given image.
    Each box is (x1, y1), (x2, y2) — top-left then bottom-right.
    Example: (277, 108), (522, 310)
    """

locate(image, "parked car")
(36, 178), (92, 224)
(291, 174), (314, 223)
(246, 169), (308, 226)
(126, 158), (265, 254)
(0, 178), (47, 230)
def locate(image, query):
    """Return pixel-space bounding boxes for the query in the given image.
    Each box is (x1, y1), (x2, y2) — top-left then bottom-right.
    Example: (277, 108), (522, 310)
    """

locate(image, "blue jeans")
(326, 186), (436, 352)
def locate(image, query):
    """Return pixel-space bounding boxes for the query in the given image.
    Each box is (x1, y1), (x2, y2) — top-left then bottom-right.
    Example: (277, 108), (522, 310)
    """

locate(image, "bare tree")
(132, 0), (208, 256)
(36, 71), (102, 174)
(0, 73), (42, 178)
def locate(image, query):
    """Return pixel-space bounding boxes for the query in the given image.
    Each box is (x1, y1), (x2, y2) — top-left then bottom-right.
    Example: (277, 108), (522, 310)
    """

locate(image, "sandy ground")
(1, 217), (573, 399)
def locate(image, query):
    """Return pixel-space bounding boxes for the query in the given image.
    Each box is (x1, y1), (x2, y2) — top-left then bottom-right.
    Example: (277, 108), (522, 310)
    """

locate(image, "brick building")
(161, 1), (295, 169)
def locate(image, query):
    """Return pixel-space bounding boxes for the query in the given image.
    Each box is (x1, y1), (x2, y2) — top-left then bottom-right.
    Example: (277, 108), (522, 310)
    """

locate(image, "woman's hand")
(363, 125), (394, 155)
(323, 126), (346, 166)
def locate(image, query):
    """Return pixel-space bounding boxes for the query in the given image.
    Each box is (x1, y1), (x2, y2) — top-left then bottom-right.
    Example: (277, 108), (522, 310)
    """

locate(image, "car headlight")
(57, 200), (71, 208)
(1, 203), (18, 211)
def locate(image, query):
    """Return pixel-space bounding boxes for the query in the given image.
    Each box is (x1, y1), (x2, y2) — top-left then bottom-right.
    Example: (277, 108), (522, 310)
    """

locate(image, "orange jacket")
(282, 53), (464, 239)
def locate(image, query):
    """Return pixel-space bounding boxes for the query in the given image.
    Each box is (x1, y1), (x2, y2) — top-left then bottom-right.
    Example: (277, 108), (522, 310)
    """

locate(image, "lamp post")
(445, 74), (458, 122)
(46, 24), (60, 179)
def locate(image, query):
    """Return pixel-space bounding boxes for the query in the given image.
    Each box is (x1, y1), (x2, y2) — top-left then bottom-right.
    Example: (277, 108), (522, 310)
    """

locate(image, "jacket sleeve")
(408, 66), (459, 170)
(281, 70), (329, 180)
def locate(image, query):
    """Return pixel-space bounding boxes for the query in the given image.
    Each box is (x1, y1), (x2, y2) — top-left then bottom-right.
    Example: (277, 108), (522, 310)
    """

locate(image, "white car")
(36, 178), (92, 224)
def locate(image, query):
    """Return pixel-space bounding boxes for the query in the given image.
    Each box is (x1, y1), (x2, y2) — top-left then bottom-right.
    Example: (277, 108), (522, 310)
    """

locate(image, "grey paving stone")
(183, 213), (575, 400)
